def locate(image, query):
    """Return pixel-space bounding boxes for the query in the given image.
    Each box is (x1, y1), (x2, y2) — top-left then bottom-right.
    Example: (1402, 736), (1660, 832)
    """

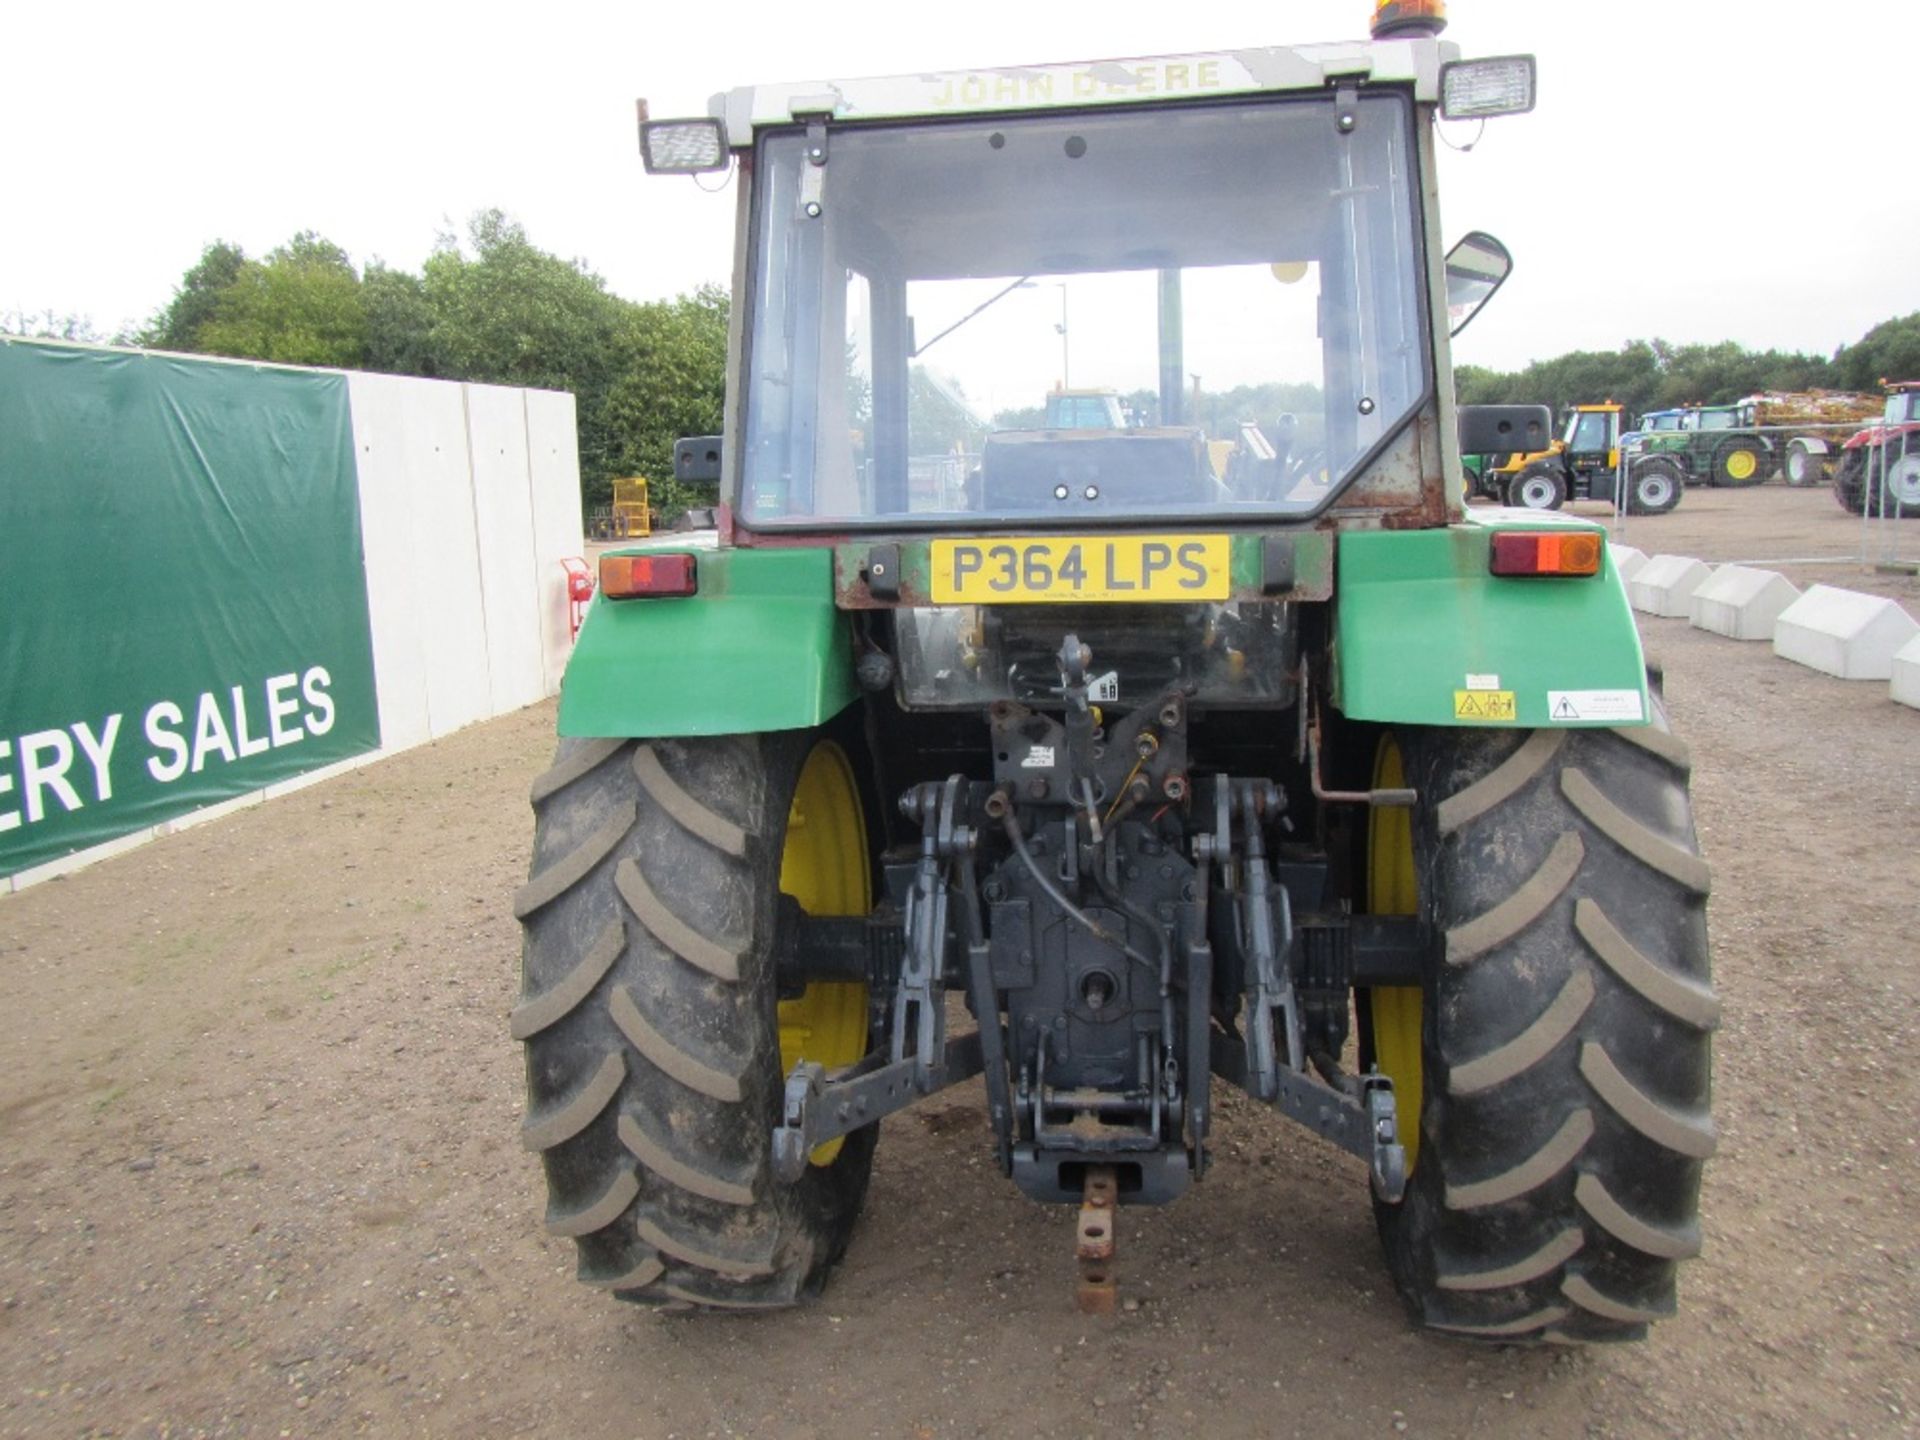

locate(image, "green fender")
(558, 545), (856, 738)
(1332, 516), (1650, 728)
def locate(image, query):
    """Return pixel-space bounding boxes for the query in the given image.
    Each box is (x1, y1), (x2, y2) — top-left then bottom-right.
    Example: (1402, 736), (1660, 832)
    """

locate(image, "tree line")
(9, 218), (1920, 513)
(1455, 314), (1920, 424)
(6, 211), (726, 517)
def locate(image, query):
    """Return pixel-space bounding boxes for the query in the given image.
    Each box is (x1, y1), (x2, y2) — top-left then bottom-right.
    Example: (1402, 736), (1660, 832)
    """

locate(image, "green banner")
(0, 340), (380, 878)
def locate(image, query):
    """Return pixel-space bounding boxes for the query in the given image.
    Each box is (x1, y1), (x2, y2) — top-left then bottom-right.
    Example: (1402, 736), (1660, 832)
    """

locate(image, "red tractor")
(1833, 382), (1920, 518)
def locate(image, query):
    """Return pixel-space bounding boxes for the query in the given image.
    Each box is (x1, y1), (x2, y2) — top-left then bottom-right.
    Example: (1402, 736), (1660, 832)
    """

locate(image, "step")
(1772, 585), (1920, 680)
(1689, 566), (1802, 641)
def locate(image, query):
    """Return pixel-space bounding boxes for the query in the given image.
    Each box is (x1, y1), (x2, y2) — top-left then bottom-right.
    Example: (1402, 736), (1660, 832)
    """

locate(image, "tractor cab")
(1562, 404), (1621, 469)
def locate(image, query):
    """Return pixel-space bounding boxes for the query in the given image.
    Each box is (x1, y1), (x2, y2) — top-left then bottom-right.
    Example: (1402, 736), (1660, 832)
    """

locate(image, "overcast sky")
(6, 1), (1916, 373)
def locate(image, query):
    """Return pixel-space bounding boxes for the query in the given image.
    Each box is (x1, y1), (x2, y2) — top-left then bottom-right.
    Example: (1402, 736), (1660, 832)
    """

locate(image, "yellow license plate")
(930, 535), (1230, 604)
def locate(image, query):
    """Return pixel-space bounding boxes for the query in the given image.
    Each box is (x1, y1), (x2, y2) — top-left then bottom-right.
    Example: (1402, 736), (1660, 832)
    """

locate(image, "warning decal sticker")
(1453, 690), (1517, 722)
(1547, 689), (1644, 723)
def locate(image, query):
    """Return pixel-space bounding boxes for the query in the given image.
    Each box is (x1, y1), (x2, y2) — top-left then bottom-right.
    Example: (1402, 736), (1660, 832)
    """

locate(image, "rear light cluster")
(1489, 531), (1602, 578)
(599, 552), (698, 599)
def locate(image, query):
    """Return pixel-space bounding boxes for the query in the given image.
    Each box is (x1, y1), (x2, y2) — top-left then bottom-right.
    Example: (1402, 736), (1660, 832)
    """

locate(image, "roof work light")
(1440, 56), (1537, 119)
(637, 101), (729, 174)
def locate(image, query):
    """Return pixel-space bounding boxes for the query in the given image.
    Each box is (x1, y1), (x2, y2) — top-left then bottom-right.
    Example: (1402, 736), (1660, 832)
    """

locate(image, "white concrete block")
(1688, 566), (1802, 641)
(1890, 632), (1920, 708)
(1772, 585), (1920, 680)
(525, 389), (585, 699)
(1609, 544), (1649, 581)
(1628, 555), (1714, 618)
(466, 384), (548, 717)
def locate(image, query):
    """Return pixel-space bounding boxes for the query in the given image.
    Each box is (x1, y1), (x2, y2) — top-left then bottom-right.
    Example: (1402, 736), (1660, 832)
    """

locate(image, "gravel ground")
(0, 485), (1914, 1439)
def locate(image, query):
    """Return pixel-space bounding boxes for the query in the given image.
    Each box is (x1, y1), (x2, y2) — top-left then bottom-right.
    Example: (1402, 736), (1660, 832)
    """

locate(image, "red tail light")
(1489, 531), (1602, 577)
(599, 552), (698, 599)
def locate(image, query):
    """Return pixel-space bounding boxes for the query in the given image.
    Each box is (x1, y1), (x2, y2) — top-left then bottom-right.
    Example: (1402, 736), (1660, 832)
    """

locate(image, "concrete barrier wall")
(348, 375), (582, 749)
(6, 351), (582, 892)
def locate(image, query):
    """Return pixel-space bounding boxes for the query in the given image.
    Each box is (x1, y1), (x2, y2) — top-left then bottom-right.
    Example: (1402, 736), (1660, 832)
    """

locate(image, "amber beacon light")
(1371, 0), (1448, 38)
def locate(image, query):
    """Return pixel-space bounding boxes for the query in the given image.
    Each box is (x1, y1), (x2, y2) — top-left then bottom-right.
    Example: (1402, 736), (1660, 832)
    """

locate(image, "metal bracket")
(1332, 81), (1359, 135)
(1208, 1035), (1406, 1202)
(1364, 1074), (1408, 1203)
(894, 776), (970, 1089)
(1234, 778), (1303, 1100)
(772, 1033), (985, 1183)
(798, 115), (828, 218)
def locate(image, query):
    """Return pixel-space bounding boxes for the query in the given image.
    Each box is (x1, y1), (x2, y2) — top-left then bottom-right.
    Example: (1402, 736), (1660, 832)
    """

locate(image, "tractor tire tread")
(633, 743), (749, 857)
(529, 737), (628, 805)
(618, 1111), (757, 1206)
(1437, 1227), (1584, 1292)
(1444, 831), (1583, 965)
(1436, 730), (1565, 837)
(1560, 769), (1711, 894)
(1376, 707), (1713, 1343)
(509, 918), (624, 1041)
(1446, 969), (1594, 1096)
(520, 1050), (626, 1152)
(609, 983), (747, 1102)
(513, 801), (636, 919)
(1578, 1042), (1717, 1158)
(615, 856), (746, 981)
(516, 734), (878, 1313)
(1444, 1108), (1593, 1210)
(1574, 899), (1720, 1031)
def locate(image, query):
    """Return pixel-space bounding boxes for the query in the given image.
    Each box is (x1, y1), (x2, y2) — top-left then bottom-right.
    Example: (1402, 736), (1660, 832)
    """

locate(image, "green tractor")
(514, 7), (1715, 1343)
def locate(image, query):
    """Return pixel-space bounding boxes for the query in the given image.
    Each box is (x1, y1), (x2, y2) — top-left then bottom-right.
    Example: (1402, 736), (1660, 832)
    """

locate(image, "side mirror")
(1458, 404), (1551, 457)
(1443, 232), (1513, 337)
(674, 435), (723, 483)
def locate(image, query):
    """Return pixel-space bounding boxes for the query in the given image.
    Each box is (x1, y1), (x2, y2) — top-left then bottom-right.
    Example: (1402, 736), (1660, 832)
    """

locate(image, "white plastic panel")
(465, 385), (547, 715)
(1773, 585), (1920, 680)
(1688, 566), (1801, 642)
(525, 389), (587, 697)
(1627, 555), (1714, 619)
(347, 373), (491, 744)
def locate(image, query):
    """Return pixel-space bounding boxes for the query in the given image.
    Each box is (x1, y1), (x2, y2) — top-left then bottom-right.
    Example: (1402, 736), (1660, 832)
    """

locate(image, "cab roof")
(707, 37), (1455, 145)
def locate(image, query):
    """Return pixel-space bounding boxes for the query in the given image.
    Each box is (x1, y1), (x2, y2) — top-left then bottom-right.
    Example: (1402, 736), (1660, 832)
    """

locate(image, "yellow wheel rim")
(1366, 736), (1423, 1176)
(1726, 450), (1756, 480)
(777, 741), (871, 1166)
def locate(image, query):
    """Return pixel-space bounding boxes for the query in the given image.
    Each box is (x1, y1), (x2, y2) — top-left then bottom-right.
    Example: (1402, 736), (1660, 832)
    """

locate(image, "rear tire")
(1882, 444), (1920, 517)
(1506, 464), (1567, 511)
(1832, 449), (1868, 514)
(1625, 457), (1683, 516)
(513, 732), (878, 1310)
(1783, 438), (1825, 487)
(1712, 438), (1768, 487)
(1368, 707), (1716, 1343)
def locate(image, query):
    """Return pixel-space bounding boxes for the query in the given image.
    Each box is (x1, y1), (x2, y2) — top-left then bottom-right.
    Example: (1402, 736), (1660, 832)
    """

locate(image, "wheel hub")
(1887, 452), (1920, 507)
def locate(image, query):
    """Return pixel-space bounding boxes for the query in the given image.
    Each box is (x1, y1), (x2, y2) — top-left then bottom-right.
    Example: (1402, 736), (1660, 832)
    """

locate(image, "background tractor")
(1485, 403), (1684, 514)
(1635, 393), (1882, 490)
(1832, 380), (1920, 517)
(1736, 390), (1883, 487)
(514, 4), (1715, 1344)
